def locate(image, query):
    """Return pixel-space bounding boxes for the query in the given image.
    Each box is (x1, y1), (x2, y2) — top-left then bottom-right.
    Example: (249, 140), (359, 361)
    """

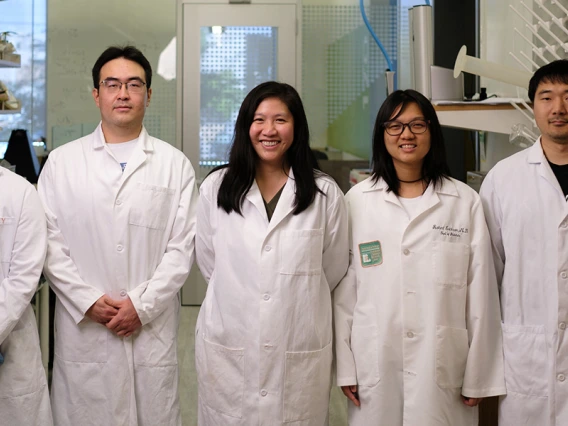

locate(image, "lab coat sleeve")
(0, 185), (47, 345)
(332, 195), (358, 387)
(479, 172), (505, 286)
(128, 159), (198, 326)
(461, 197), (506, 398)
(322, 183), (349, 291)
(195, 179), (215, 283)
(38, 158), (105, 324)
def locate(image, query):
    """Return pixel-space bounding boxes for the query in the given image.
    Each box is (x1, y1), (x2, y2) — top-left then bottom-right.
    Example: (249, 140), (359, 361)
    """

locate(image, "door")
(178, 0), (299, 305)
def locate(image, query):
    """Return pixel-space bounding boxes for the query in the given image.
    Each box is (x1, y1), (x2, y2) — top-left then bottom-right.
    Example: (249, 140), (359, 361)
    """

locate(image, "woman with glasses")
(195, 81), (348, 425)
(333, 89), (505, 425)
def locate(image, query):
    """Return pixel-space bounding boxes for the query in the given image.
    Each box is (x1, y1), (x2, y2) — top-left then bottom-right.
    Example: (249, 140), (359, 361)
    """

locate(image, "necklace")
(398, 177), (424, 183)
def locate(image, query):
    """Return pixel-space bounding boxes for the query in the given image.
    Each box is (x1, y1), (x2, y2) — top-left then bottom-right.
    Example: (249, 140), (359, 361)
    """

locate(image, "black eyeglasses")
(383, 119), (429, 136)
(99, 78), (146, 94)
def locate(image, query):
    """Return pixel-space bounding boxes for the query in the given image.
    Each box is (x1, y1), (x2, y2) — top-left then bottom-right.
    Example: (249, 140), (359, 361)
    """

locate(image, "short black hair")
(528, 59), (568, 102)
(214, 81), (322, 216)
(92, 45), (152, 90)
(371, 89), (450, 195)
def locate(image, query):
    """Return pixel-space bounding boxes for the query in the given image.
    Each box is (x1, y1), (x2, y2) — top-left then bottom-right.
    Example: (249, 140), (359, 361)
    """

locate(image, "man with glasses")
(38, 46), (197, 426)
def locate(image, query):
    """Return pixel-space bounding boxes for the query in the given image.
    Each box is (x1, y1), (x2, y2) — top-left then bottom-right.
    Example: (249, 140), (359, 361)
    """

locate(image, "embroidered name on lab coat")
(432, 224), (468, 238)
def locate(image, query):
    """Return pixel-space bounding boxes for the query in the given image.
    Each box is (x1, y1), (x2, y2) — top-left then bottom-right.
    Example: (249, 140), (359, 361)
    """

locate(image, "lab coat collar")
(266, 168), (295, 233)
(361, 176), (457, 218)
(527, 137), (545, 164)
(0, 167), (4, 177)
(361, 175), (459, 197)
(246, 168), (296, 232)
(528, 137), (564, 196)
(91, 122), (154, 152)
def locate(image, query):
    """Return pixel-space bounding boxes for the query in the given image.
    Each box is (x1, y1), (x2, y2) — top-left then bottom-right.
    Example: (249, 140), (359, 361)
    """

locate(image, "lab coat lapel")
(369, 179), (404, 210)
(417, 181), (441, 217)
(245, 179), (269, 222)
(530, 139), (564, 197)
(266, 171), (295, 235)
(410, 179), (458, 223)
(120, 127), (151, 184)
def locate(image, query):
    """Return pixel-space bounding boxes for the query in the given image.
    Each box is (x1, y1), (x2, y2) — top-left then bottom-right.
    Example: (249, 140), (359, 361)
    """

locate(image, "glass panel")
(301, 4), (396, 159)
(199, 26), (277, 172)
(0, 0), (47, 153)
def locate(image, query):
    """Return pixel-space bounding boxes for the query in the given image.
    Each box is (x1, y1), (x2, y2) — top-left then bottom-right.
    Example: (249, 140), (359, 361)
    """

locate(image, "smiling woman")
(249, 97), (294, 187)
(333, 88), (506, 426)
(371, 89), (450, 199)
(195, 81), (349, 425)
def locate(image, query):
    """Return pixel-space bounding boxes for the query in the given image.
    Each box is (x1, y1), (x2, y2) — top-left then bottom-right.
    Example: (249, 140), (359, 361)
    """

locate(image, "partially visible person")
(334, 89), (505, 425)
(38, 45), (197, 426)
(195, 81), (349, 425)
(481, 59), (568, 426)
(0, 166), (53, 425)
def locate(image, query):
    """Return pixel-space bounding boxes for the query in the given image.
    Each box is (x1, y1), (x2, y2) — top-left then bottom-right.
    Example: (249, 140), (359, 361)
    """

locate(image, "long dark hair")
(371, 89), (450, 195)
(214, 81), (321, 215)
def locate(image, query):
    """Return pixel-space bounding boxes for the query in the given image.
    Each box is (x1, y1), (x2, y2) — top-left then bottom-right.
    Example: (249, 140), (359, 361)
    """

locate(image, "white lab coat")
(38, 124), (197, 426)
(334, 176), (505, 426)
(0, 168), (52, 426)
(480, 138), (568, 426)
(195, 169), (349, 425)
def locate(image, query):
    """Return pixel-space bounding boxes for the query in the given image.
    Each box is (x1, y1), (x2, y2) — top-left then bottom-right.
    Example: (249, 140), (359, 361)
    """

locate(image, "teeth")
(401, 144), (416, 148)
(261, 141), (279, 147)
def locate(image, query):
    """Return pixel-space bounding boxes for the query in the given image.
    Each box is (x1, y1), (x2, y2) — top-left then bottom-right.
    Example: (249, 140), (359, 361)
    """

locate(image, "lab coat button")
(263, 294), (270, 301)
(116, 199), (122, 205)
(403, 249), (410, 255)
(562, 272), (567, 279)
(260, 389), (268, 397)
(560, 322), (567, 330)
(558, 374), (566, 382)
(117, 245), (124, 252)
(562, 222), (568, 229)
(120, 290), (127, 297)
(264, 245), (272, 252)
(407, 331), (414, 338)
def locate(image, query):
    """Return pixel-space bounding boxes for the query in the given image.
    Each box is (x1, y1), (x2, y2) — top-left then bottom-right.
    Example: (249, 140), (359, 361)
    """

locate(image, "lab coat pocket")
(195, 333), (245, 418)
(54, 309), (107, 363)
(501, 323), (548, 397)
(351, 325), (380, 387)
(129, 183), (175, 230)
(0, 312), (44, 398)
(283, 341), (332, 422)
(0, 216), (15, 228)
(0, 217), (15, 265)
(432, 241), (469, 288)
(435, 325), (469, 389)
(280, 229), (324, 276)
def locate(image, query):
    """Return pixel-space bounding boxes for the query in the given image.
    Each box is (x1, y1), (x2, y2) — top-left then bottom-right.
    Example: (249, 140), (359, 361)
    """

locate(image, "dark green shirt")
(263, 184), (286, 221)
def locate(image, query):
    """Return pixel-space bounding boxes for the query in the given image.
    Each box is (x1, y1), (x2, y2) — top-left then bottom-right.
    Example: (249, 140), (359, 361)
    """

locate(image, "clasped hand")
(85, 295), (142, 337)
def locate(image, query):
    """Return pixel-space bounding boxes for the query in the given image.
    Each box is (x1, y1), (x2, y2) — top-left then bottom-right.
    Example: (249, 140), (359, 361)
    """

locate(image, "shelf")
(434, 103), (534, 135)
(0, 109), (21, 114)
(0, 54), (21, 68)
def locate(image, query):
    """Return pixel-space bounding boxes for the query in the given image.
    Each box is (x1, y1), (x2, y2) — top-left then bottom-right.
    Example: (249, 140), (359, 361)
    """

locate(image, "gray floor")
(177, 306), (348, 425)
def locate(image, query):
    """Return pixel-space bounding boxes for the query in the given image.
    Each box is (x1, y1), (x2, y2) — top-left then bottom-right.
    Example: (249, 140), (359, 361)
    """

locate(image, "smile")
(261, 141), (280, 147)
(400, 144), (417, 149)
